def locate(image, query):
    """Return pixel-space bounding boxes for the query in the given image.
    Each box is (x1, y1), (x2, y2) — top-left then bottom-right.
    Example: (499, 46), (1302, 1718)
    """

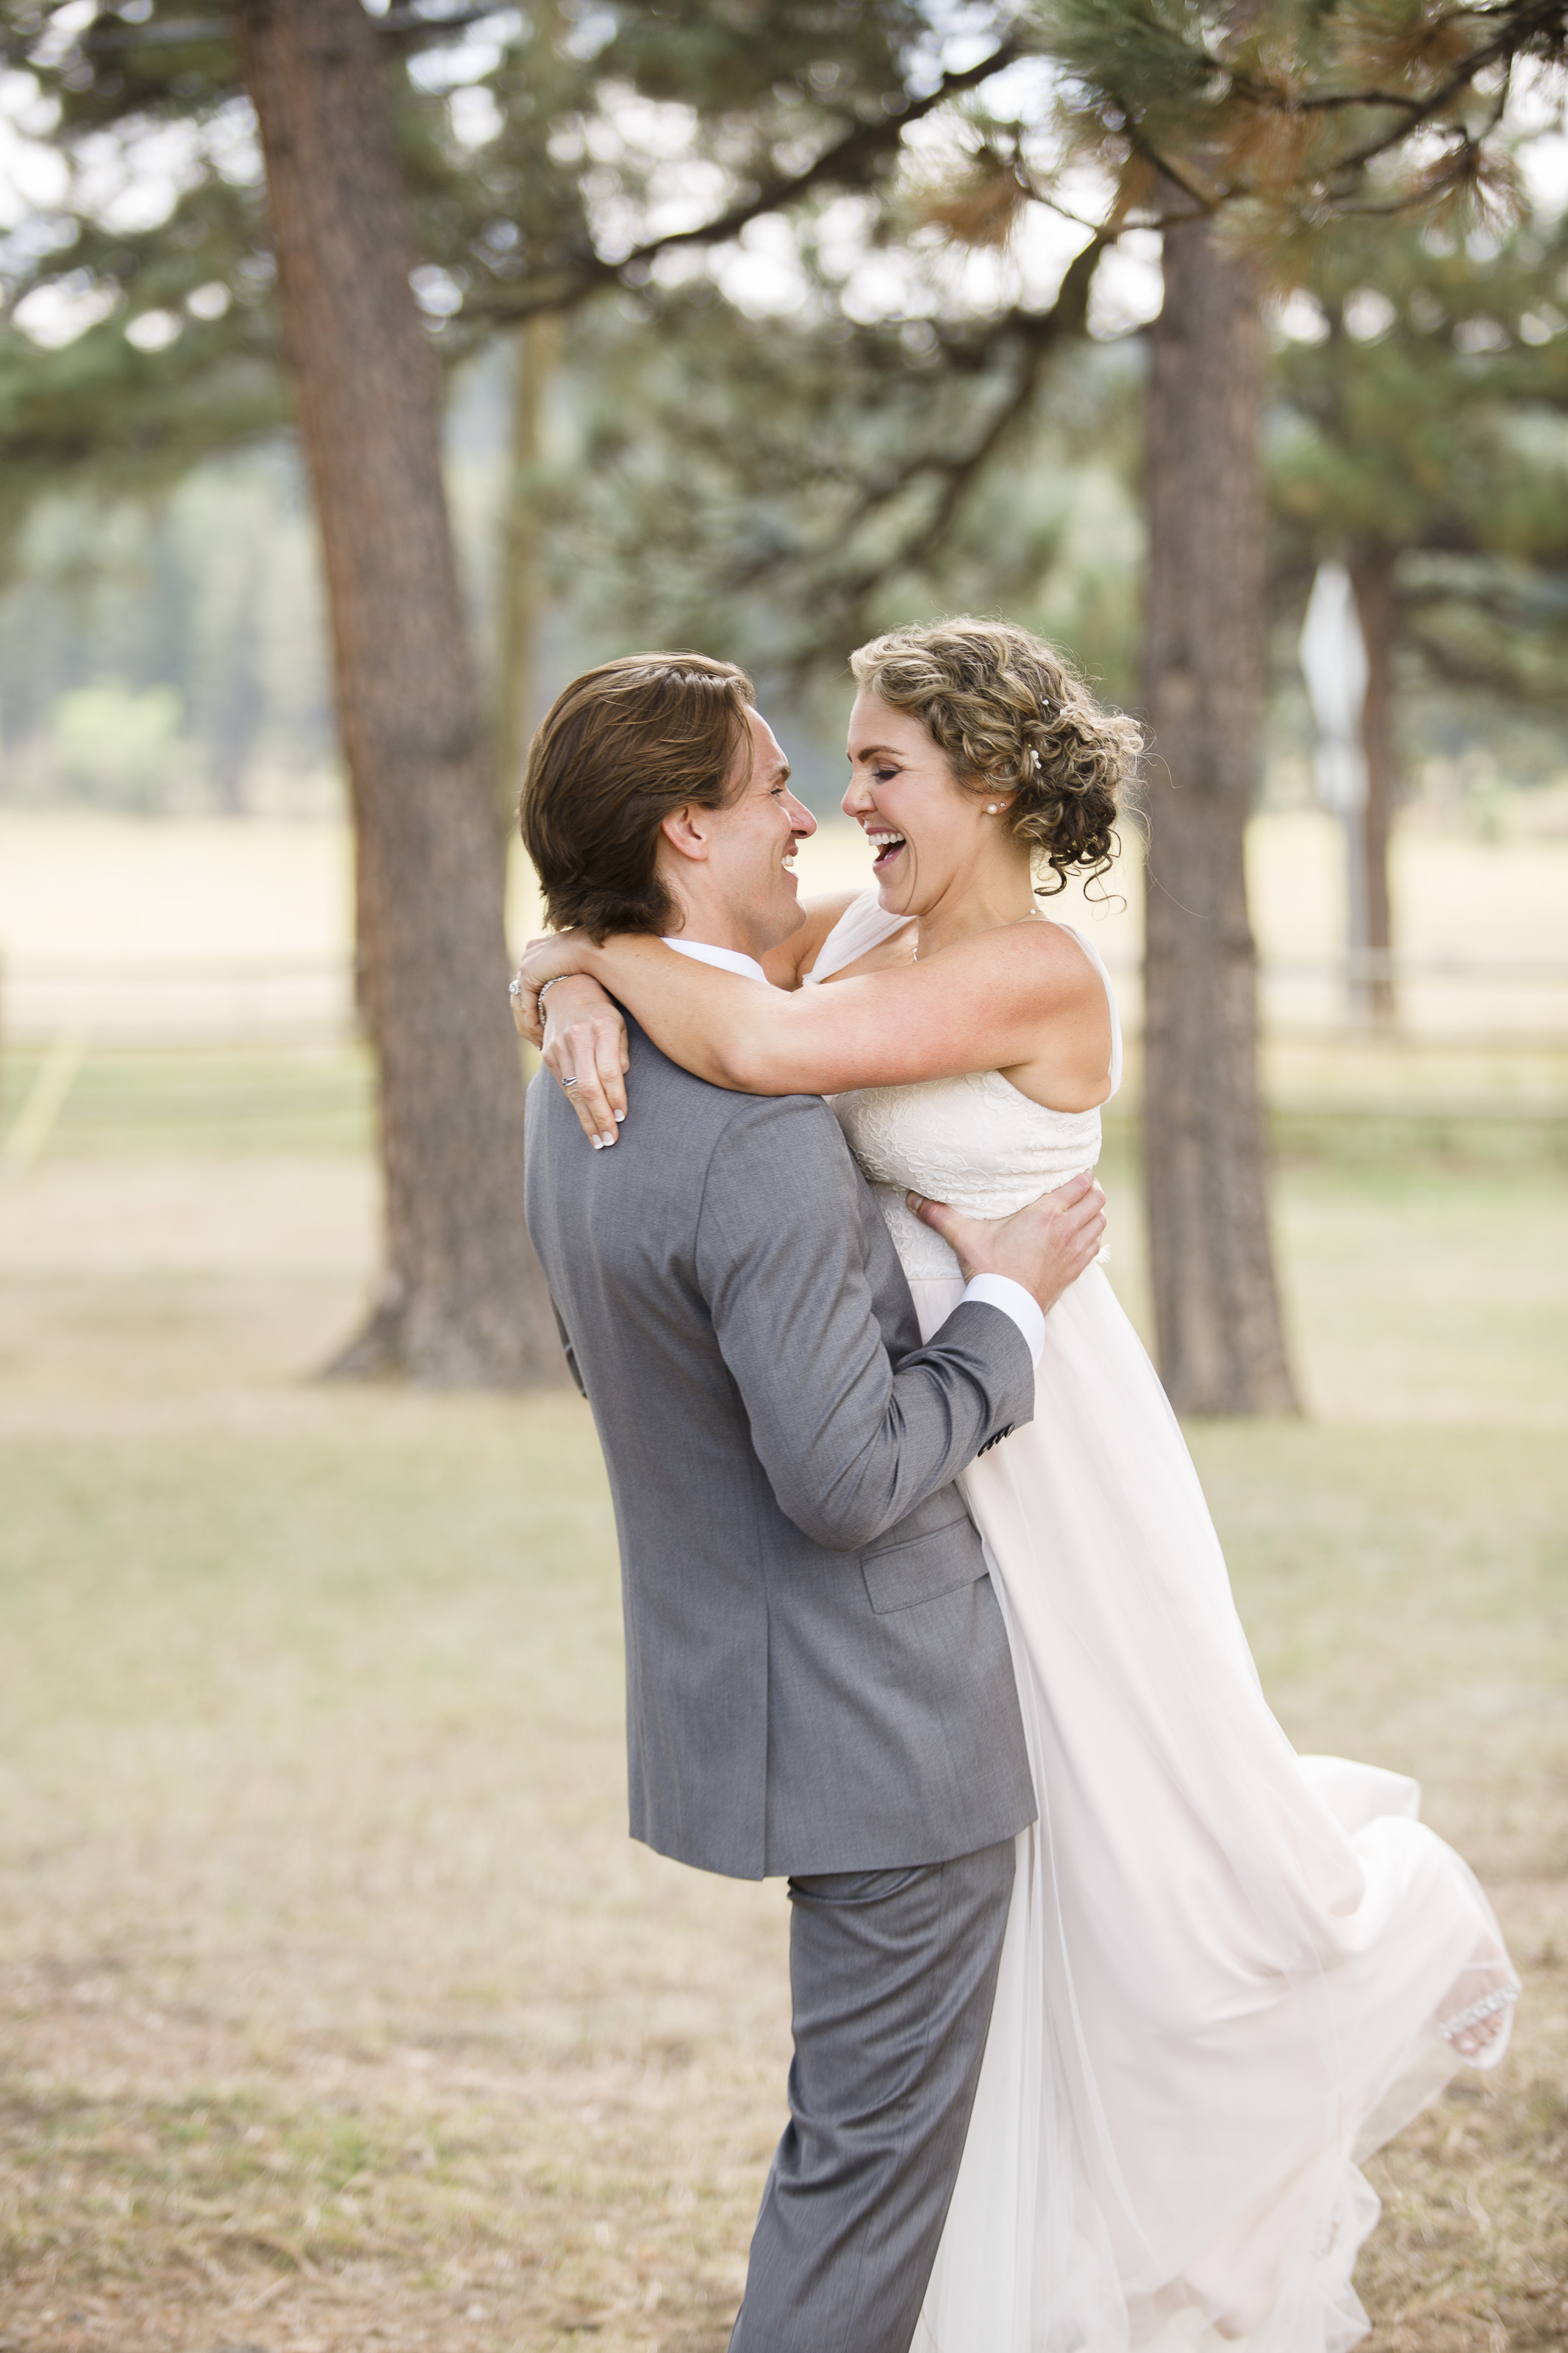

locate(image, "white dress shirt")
(662, 936), (770, 984)
(662, 934), (1045, 1368)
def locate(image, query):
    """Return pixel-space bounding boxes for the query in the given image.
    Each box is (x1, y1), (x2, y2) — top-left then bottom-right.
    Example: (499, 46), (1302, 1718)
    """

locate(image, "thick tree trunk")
(495, 315), (559, 822)
(1348, 538), (1397, 1024)
(1141, 215), (1297, 1415)
(234, 0), (563, 1385)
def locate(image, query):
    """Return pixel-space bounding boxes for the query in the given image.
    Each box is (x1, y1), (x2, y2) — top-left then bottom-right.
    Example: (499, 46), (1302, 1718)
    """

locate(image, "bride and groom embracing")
(515, 621), (1517, 2353)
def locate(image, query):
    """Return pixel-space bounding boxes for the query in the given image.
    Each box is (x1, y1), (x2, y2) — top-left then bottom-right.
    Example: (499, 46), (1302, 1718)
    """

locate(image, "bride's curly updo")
(848, 618), (1140, 896)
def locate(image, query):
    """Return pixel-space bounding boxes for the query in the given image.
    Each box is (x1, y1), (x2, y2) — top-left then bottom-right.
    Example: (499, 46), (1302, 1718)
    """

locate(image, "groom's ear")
(659, 803), (715, 865)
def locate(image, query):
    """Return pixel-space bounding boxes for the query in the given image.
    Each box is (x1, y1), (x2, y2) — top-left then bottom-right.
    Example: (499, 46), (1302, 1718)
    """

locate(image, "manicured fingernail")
(601, 1132), (616, 1146)
(591, 1138), (604, 1150)
(615, 1109), (626, 1123)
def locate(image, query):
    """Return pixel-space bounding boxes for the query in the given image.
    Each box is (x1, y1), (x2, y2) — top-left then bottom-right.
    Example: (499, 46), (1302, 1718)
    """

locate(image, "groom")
(520, 653), (1103, 2352)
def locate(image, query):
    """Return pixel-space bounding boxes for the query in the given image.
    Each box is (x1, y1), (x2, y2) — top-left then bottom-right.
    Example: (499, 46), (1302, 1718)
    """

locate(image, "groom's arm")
(694, 1094), (1036, 1552)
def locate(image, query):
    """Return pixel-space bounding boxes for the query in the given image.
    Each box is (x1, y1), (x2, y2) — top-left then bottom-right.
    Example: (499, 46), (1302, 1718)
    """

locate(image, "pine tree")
(544, 0), (1564, 1412)
(227, 0), (555, 1381)
(2, 0), (1560, 1395)
(1142, 214), (1298, 1413)
(995, 0), (1565, 1410)
(0, 0), (1009, 1381)
(1271, 208), (1568, 1015)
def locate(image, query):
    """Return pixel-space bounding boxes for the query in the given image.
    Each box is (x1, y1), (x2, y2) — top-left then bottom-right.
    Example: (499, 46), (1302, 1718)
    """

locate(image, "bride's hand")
(539, 973), (631, 1149)
(510, 930), (593, 1046)
(909, 1172), (1106, 1318)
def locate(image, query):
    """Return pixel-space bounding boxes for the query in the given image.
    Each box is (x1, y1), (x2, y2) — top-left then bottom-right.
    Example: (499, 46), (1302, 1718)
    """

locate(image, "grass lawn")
(1, 1140), (1565, 2353)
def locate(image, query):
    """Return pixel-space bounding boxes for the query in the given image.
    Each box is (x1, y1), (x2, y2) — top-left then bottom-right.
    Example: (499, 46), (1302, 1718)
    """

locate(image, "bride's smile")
(844, 689), (1033, 955)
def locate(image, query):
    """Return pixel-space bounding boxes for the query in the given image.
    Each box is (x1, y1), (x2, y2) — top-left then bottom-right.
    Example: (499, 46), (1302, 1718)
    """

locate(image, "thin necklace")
(913, 907), (1040, 963)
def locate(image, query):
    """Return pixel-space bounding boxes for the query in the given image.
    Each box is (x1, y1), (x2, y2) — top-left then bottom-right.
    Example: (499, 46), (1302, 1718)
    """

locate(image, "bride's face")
(843, 690), (1019, 915)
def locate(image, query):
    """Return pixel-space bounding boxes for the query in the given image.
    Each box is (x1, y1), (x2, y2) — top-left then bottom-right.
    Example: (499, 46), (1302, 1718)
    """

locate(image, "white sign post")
(1300, 560), (1370, 1015)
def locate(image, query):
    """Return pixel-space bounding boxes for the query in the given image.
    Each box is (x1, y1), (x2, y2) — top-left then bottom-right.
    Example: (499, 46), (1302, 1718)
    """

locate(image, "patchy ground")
(0, 1151), (1564, 2352)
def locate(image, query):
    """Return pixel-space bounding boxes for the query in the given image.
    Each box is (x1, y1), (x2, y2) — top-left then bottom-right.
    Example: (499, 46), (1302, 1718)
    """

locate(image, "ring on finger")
(561, 1076), (579, 1090)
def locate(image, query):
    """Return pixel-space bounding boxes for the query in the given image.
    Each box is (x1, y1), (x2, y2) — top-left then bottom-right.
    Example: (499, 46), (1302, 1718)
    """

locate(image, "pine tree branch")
(1403, 621), (1568, 707)
(1067, 0), (1566, 218)
(1315, 9), (1554, 183)
(908, 235), (1108, 546)
(1122, 130), (1219, 217)
(1104, 0), (1563, 127)
(733, 233), (1111, 674)
(1019, 168), (1209, 238)
(1224, 0), (1561, 118)
(473, 38), (1027, 323)
(76, 7), (510, 51)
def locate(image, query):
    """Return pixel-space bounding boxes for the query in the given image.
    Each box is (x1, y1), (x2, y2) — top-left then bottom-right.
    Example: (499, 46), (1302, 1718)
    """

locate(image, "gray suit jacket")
(523, 1018), (1037, 1880)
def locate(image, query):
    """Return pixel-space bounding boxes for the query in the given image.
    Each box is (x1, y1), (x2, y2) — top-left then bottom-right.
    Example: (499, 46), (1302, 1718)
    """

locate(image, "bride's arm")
(512, 892), (862, 1146)
(527, 918), (1102, 1101)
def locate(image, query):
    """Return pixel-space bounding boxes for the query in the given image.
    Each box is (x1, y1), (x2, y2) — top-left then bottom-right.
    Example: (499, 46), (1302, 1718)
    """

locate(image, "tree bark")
(1141, 214), (1298, 1415)
(1348, 538), (1397, 1023)
(233, 0), (563, 1385)
(495, 315), (559, 823)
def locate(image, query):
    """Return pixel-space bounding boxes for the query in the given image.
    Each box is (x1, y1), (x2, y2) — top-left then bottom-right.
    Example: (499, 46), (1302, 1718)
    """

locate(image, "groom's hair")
(520, 653), (756, 940)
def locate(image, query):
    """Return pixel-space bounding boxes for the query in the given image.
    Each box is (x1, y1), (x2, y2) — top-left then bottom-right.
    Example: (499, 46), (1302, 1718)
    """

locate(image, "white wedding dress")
(806, 891), (1517, 2353)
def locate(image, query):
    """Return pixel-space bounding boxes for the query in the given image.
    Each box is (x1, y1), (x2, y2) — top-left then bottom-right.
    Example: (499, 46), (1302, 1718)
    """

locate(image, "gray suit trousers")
(729, 1838), (1015, 2353)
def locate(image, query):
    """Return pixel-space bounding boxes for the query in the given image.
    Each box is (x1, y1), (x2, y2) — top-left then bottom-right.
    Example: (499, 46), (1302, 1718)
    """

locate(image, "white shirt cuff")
(961, 1273), (1046, 1368)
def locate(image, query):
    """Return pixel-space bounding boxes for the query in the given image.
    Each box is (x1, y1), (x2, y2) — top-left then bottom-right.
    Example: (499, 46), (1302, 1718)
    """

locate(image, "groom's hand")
(908, 1171), (1106, 1318)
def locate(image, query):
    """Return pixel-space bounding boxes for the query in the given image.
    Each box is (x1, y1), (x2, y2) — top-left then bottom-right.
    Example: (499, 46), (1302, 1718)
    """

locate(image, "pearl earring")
(987, 803), (999, 813)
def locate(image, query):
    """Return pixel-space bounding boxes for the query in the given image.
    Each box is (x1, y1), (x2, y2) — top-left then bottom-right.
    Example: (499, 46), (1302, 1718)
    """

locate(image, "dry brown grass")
(0, 1150), (1564, 2352)
(1356, 1882), (1568, 2353)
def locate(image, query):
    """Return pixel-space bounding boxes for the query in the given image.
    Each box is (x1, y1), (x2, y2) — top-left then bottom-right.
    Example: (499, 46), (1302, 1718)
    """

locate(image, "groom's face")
(697, 707), (817, 954)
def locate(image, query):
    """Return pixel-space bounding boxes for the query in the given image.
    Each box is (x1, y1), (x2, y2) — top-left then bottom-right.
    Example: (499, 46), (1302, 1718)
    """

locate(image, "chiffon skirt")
(908, 1262), (1516, 2353)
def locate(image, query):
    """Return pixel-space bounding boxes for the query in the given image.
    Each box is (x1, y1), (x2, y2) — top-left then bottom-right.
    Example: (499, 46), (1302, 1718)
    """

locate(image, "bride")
(513, 618), (1517, 2353)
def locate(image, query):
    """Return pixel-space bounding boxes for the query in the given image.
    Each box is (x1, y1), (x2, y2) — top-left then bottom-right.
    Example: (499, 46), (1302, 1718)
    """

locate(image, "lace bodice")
(803, 891), (1121, 1282)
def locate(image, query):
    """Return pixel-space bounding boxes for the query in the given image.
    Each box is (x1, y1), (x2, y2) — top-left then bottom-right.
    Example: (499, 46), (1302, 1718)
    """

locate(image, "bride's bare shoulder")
(953, 913), (1106, 1004)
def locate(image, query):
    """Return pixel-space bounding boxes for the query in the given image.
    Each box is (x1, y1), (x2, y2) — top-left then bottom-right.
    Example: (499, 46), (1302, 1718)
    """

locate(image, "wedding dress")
(806, 890), (1517, 2353)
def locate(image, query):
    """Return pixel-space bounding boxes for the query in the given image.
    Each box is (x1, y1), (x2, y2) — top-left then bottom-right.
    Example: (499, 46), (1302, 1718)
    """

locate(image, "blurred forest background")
(1, 4), (1566, 2351)
(0, 0), (1566, 1403)
(4, 178), (1567, 825)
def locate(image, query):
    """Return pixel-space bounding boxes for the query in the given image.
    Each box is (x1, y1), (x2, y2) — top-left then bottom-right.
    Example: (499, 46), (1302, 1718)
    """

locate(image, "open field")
(1, 801), (1566, 976)
(2, 806), (1567, 1046)
(1, 803), (1566, 2350)
(1, 809), (1564, 1216)
(2, 813), (1564, 1188)
(1, 1135), (1565, 2353)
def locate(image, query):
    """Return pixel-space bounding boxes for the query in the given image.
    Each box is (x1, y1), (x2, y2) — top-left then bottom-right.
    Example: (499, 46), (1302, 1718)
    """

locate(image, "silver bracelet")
(536, 975), (570, 1009)
(1437, 1979), (1520, 2040)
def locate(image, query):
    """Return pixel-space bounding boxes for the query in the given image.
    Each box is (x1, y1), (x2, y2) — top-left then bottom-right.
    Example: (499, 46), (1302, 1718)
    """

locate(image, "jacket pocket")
(859, 1507), (985, 1616)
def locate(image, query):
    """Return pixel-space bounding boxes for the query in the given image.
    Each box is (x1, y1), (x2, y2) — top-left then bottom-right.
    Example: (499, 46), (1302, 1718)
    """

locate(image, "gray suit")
(525, 1018), (1037, 2347)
